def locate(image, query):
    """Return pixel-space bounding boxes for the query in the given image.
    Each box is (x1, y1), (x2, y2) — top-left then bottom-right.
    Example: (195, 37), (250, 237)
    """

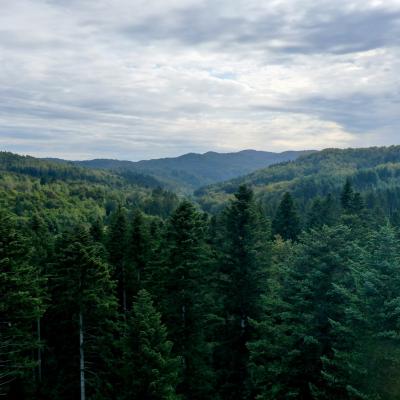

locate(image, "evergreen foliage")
(4, 148), (400, 399)
(215, 185), (271, 399)
(120, 289), (180, 400)
(0, 212), (44, 397)
(272, 192), (300, 241)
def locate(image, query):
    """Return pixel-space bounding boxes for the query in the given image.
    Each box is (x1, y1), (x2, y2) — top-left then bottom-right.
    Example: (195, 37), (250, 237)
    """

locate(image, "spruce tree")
(43, 225), (118, 400)
(306, 194), (337, 229)
(248, 236), (295, 400)
(28, 212), (53, 393)
(249, 225), (361, 399)
(120, 289), (180, 400)
(126, 210), (150, 293)
(341, 179), (364, 216)
(0, 211), (44, 397)
(153, 201), (216, 400)
(272, 192), (301, 241)
(106, 205), (129, 312)
(216, 185), (271, 399)
(340, 178), (354, 212)
(321, 224), (400, 400)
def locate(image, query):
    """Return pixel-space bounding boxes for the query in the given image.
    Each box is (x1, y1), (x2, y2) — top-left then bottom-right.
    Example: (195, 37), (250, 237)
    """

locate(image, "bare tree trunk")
(37, 317), (42, 383)
(181, 302), (186, 369)
(122, 266), (127, 314)
(123, 287), (127, 314)
(79, 312), (85, 400)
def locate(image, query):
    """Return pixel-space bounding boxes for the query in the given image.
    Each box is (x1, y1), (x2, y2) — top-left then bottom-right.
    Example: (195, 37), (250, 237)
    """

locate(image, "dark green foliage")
(215, 185), (271, 399)
(43, 225), (118, 400)
(126, 210), (150, 289)
(152, 201), (217, 400)
(249, 225), (362, 399)
(325, 224), (400, 400)
(306, 194), (336, 229)
(5, 147), (400, 400)
(197, 146), (400, 216)
(341, 179), (364, 215)
(272, 192), (301, 241)
(120, 289), (180, 400)
(0, 212), (45, 397)
(106, 205), (130, 312)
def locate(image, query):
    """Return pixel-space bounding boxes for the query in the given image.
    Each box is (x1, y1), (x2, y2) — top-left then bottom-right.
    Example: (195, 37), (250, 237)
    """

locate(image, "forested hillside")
(196, 146), (400, 217)
(0, 152), (179, 227)
(3, 147), (400, 400)
(55, 149), (313, 191)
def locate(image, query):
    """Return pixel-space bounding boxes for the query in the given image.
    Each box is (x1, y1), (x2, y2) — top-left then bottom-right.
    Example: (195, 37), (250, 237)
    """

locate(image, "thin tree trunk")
(37, 317), (42, 383)
(79, 312), (85, 400)
(123, 287), (127, 314)
(122, 266), (127, 314)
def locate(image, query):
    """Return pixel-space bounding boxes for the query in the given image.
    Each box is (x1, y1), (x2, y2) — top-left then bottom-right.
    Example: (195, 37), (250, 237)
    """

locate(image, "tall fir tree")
(341, 179), (365, 216)
(215, 185), (271, 400)
(320, 224), (400, 400)
(248, 236), (296, 400)
(340, 178), (355, 212)
(126, 209), (150, 294)
(306, 194), (337, 229)
(106, 205), (129, 312)
(152, 201), (217, 400)
(28, 212), (53, 394)
(249, 225), (361, 399)
(0, 211), (45, 398)
(43, 225), (118, 400)
(272, 192), (301, 241)
(120, 289), (180, 400)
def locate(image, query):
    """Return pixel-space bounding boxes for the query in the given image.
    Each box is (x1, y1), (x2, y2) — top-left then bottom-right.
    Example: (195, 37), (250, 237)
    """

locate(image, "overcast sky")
(0, 0), (399, 160)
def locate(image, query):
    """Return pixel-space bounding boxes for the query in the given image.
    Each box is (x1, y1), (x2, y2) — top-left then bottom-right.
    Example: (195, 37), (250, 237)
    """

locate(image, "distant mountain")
(195, 146), (400, 213)
(52, 150), (314, 191)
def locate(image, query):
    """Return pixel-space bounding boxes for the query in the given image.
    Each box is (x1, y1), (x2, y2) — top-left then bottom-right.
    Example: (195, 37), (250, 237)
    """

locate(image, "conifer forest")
(3, 146), (400, 399)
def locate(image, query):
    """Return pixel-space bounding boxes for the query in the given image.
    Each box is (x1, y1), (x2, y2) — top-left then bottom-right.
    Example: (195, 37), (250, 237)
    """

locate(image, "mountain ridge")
(45, 149), (315, 191)
(195, 145), (400, 213)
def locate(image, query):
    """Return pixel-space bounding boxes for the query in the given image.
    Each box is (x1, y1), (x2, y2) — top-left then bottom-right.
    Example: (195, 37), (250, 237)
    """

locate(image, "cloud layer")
(0, 0), (399, 160)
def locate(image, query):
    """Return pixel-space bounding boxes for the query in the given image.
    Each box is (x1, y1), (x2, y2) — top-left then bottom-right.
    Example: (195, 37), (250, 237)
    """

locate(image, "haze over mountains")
(47, 149), (314, 191)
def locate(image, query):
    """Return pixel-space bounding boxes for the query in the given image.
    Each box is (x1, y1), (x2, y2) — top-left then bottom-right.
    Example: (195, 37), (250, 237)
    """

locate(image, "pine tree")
(43, 225), (118, 400)
(120, 289), (180, 400)
(152, 201), (216, 400)
(341, 178), (354, 211)
(341, 179), (364, 215)
(215, 185), (271, 399)
(0, 211), (44, 397)
(106, 205), (129, 312)
(322, 224), (400, 400)
(272, 192), (301, 241)
(306, 194), (337, 229)
(28, 212), (53, 393)
(250, 225), (360, 399)
(126, 210), (150, 293)
(248, 236), (295, 400)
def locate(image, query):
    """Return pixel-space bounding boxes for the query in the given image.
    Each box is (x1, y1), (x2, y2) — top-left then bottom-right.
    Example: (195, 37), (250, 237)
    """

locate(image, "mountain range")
(46, 149), (314, 191)
(195, 145), (400, 213)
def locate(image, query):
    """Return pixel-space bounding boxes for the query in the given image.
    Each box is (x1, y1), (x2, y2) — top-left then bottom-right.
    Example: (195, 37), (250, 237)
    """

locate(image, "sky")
(0, 0), (399, 160)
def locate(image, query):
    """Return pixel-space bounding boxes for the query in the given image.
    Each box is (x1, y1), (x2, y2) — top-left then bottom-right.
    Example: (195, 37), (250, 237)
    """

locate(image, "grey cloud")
(0, 0), (399, 159)
(297, 9), (400, 54)
(118, 2), (400, 55)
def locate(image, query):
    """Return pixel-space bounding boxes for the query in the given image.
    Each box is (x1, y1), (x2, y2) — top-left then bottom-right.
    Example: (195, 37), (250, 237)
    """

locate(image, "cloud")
(0, 0), (399, 160)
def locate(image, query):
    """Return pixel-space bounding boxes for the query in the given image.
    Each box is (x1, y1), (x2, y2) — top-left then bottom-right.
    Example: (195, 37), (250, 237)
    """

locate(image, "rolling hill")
(195, 146), (400, 215)
(0, 151), (180, 226)
(49, 149), (314, 191)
